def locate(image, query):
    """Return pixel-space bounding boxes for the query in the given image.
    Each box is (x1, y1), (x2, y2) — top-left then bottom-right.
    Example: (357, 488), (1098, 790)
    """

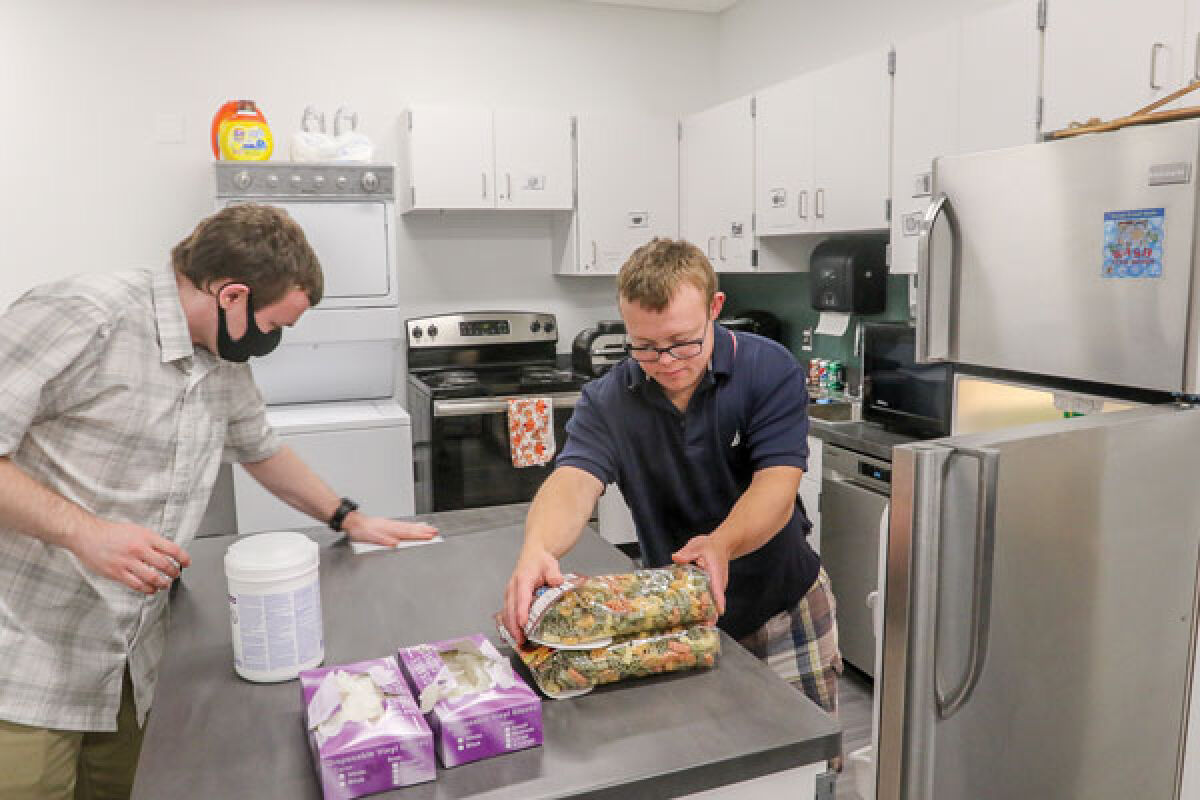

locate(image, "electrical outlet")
(801, 327), (814, 351)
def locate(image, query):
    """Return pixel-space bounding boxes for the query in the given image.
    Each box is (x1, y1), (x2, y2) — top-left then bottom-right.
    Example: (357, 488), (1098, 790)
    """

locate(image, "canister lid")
(225, 531), (318, 583)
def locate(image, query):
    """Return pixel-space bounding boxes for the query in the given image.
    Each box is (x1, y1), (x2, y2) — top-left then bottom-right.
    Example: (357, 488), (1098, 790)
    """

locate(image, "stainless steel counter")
(132, 504), (840, 799)
(808, 418), (920, 461)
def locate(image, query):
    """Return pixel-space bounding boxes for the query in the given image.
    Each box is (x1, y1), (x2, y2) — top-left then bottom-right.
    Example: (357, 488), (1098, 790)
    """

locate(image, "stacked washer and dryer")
(207, 162), (415, 535)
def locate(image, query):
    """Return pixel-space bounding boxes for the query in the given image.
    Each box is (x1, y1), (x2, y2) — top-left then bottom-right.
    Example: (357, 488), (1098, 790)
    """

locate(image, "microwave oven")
(862, 322), (953, 438)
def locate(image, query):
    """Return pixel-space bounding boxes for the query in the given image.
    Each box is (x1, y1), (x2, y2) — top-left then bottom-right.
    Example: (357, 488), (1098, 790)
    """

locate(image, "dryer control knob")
(544, 321), (555, 333)
(427, 325), (438, 338)
(312, 174), (326, 190)
(336, 175), (349, 190)
(265, 174), (280, 190)
(361, 171), (379, 192)
(233, 170), (252, 190)
(411, 327), (423, 339)
(290, 174), (305, 190)
(530, 320), (542, 333)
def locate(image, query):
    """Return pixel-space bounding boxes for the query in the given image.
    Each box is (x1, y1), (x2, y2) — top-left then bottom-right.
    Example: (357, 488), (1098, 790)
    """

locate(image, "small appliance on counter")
(810, 238), (887, 313)
(572, 320), (627, 378)
(717, 309), (784, 344)
(861, 322), (953, 438)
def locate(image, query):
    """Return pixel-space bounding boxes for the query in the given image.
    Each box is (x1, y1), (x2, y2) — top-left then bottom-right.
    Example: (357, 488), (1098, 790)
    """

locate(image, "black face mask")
(215, 287), (282, 363)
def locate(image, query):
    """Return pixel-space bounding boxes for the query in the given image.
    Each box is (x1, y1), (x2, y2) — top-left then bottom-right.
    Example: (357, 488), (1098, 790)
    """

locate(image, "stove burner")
(439, 370), (480, 387)
(520, 366), (574, 385)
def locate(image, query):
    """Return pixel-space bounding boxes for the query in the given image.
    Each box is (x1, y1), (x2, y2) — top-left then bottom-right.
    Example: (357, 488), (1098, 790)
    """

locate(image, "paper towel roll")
(815, 312), (851, 337)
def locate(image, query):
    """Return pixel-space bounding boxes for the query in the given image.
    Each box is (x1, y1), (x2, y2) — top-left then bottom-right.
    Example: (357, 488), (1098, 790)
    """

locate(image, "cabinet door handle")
(1194, 33), (1200, 81)
(719, 236), (727, 261)
(591, 241), (598, 267)
(799, 190), (808, 219)
(1151, 42), (1167, 89)
(482, 172), (488, 200)
(815, 188), (826, 219)
(506, 172), (512, 200)
(707, 237), (716, 258)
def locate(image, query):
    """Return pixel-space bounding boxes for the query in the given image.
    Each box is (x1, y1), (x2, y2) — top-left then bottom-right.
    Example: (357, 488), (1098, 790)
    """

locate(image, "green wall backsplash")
(720, 271), (912, 387)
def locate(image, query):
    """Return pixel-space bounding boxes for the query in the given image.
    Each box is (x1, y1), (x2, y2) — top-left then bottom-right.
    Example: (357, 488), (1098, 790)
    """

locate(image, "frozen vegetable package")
(496, 616), (721, 699)
(523, 565), (717, 648)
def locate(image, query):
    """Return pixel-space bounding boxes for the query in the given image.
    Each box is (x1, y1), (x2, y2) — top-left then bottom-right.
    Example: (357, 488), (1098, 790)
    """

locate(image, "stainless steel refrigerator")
(877, 120), (1200, 799)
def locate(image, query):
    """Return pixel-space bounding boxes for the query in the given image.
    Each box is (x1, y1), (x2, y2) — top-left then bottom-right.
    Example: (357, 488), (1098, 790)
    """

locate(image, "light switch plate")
(801, 327), (814, 351)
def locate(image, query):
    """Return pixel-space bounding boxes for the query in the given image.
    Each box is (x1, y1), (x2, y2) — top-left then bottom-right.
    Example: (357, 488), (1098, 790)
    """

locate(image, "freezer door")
(878, 406), (1200, 800)
(918, 120), (1200, 393)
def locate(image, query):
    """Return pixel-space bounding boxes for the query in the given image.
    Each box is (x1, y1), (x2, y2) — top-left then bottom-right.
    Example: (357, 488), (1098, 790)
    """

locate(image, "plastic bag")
(498, 620), (720, 698)
(523, 565), (717, 648)
(330, 106), (373, 163)
(290, 106), (335, 162)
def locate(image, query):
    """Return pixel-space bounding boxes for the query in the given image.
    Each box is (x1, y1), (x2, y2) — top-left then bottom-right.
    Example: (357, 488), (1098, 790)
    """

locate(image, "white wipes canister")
(225, 532), (325, 682)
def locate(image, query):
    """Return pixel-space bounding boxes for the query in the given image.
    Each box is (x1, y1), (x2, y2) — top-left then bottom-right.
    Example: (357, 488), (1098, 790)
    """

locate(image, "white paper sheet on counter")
(351, 535), (444, 555)
(815, 312), (851, 337)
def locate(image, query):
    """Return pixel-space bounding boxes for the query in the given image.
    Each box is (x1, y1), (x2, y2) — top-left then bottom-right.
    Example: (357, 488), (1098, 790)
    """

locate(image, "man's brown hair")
(172, 204), (324, 307)
(617, 238), (717, 311)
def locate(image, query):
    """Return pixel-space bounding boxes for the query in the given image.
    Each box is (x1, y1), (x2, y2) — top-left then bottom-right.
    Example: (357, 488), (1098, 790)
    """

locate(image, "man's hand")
(67, 521), (191, 595)
(671, 534), (732, 617)
(502, 548), (565, 645)
(341, 514), (438, 547)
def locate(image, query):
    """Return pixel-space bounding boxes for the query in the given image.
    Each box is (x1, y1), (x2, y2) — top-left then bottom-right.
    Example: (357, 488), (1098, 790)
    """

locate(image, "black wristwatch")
(329, 497), (359, 532)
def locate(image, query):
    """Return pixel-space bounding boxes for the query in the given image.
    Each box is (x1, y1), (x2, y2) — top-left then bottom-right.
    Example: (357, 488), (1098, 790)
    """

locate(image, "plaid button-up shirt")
(0, 268), (280, 731)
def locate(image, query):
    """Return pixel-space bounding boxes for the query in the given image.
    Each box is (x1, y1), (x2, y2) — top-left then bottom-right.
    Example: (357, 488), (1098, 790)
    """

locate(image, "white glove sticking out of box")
(415, 638), (518, 714)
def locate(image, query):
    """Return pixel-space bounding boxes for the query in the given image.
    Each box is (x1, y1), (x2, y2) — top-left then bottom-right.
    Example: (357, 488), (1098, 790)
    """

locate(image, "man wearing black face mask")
(0, 204), (436, 799)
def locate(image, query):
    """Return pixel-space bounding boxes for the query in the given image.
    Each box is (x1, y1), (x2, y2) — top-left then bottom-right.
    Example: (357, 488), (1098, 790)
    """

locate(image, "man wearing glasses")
(502, 238), (840, 720)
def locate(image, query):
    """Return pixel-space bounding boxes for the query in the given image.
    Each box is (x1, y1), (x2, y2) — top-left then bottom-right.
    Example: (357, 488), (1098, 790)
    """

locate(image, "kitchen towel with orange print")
(507, 397), (555, 467)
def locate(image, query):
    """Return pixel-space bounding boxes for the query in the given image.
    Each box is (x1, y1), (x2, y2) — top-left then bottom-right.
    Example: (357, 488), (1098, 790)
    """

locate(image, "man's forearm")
(0, 456), (98, 548)
(711, 466), (805, 560)
(241, 446), (341, 525)
(522, 466), (603, 558)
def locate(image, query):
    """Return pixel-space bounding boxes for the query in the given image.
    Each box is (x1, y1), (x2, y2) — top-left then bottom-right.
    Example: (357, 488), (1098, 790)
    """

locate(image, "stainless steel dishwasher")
(820, 442), (890, 678)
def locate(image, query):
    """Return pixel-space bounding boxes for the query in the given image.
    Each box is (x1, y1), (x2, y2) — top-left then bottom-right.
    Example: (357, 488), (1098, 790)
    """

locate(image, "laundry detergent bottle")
(212, 100), (274, 161)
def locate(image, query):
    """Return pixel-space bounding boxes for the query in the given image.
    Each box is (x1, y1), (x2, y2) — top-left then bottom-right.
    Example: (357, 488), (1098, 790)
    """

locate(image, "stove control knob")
(312, 174), (326, 190)
(530, 320), (542, 333)
(427, 324), (438, 338)
(362, 171), (380, 192)
(411, 327), (423, 339)
(336, 174), (349, 190)
(265, 174), (280, 190)
(290, 174), (304, 190)
(233, 170), (252, 190)
(544, 321), (555, 333)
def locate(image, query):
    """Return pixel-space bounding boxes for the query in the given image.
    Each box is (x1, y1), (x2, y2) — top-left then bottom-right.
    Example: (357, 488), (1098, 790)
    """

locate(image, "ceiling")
(573, 0), (739, 13)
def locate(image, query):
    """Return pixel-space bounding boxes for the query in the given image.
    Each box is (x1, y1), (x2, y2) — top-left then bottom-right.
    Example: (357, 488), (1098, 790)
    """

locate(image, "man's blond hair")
(617, 238), (718, 311)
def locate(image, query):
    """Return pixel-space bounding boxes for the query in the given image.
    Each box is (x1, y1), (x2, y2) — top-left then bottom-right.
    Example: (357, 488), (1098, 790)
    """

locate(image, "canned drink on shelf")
(828, 360), (845, 392)
(818, 359), (829, 388)
(808, 358), (822, 387)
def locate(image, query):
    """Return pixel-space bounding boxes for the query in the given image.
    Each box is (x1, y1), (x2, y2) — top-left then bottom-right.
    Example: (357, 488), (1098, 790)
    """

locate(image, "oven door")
(422, 393), (580, 512)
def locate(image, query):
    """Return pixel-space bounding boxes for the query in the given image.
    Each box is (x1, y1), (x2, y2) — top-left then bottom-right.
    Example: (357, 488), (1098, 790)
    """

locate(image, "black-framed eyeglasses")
(626, 322), (708, 363)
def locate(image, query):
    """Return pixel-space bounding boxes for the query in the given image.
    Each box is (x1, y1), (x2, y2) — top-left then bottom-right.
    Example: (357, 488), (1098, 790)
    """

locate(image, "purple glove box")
(396, 634), (543, 768)
(300, 658), (435, 798)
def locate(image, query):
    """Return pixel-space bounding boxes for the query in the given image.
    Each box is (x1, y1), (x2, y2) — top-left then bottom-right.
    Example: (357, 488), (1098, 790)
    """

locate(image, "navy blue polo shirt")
(558, 323), (820, 640)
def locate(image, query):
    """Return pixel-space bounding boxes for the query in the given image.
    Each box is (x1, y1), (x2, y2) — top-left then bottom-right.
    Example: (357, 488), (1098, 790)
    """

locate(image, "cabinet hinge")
(750, 96), (757, 118)
(570, 116), (577, 138)
(885, 197), (892, 223)
(1037, 0), (1047, 30)
(887, 47), (896, 75)
(1036, 95), (1044, 127)
(677, 120), (683, 141)
(407, 110), (413, 131)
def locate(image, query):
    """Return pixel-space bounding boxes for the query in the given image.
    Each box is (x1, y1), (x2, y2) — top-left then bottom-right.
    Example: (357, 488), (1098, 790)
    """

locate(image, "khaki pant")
(0, 669), (145, 800)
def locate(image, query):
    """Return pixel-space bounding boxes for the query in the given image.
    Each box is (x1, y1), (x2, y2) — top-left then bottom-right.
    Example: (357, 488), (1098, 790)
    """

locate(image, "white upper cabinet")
(811, 48), (892, 234)
(756, 73), (815, 236)
(493, 108), (575, 210)
(399, 105), (574, 212)
(562, 111), (679, 275)
(1042, 0), (1187, 134)
(681, 95), (755, 272)
(755, 48), (891, 239)
(890, 0), (1041, 275)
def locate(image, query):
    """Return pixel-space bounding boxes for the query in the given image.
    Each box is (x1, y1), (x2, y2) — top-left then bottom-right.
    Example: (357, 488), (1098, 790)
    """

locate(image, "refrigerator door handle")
(916, 193), (955, 363)
(933, 445), (1000, 720)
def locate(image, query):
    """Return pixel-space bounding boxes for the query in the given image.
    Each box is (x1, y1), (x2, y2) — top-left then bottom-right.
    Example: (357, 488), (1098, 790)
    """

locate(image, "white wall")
(716, 0), (1017, 99)
(0, 0), (718, 342)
